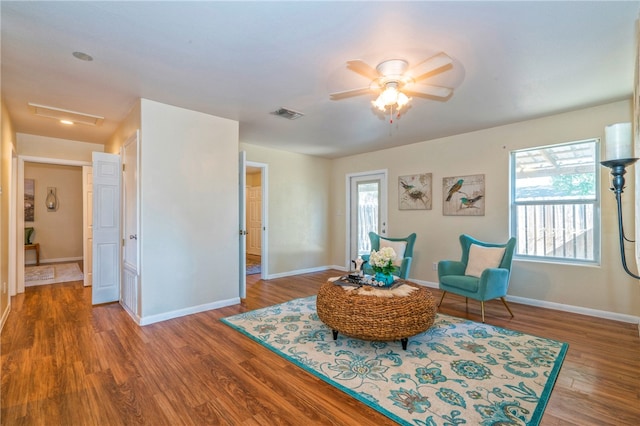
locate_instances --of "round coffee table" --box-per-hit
[316,280,436,350]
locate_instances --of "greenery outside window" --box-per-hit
[510,139,600,264]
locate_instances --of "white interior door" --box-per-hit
[82,166,93,287]
[246,161,268,278]
[347,171,388,266]
[239,151,247,299]
[92,152,121,305]
[247,186,262,256]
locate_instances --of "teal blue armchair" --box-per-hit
[361,232,417,279]
[438,234,516,322]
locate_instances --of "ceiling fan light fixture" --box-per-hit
[330,52,455,121]
[396,91,410,108]
[372,83,411,112]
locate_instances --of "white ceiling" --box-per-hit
[2,1,638,159]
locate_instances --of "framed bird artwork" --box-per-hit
[398,173,432,210]
[442,174,485,216]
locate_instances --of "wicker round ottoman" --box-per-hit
[316,280,437,350]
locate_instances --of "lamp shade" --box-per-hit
[371,84,412,113]
[604,122,633,161]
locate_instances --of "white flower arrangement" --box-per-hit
[369,246,397,275]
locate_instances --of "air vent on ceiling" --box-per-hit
[28,102,104,126]
[270,107,304,120]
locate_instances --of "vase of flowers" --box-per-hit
[369,246,397,286]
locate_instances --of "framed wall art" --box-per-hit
[443,174,485,216]
[24,178,35,222]
[398,173,432,210]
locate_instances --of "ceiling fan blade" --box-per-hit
[346,60,380,80]
[405,84,453,100]
[329,87,373,100]
[408,52,453,81]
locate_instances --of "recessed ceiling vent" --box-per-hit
[270,107,304,120]
[28,102,104,126]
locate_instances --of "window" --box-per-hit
[356,181,379,256]
[510,139,600,264]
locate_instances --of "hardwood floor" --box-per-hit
[2,270,639,425]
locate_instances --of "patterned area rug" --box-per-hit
[25,263,84,287]
[222,296,568,426]
[24,265,54,281]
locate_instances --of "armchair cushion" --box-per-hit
[440,275,479,293]
[379,239,407,267]
[465,244,506,278]
[363,232,417,279]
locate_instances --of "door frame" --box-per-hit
[345,169,388,269]
[82,166,92,287]
[8,150,17,296]
[8,149,17,296]
[15,156,91,294]
[121,132,140,272]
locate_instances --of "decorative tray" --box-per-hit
[333,273,400,289]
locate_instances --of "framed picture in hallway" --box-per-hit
[442,174,485,216]
[24,178,35,222]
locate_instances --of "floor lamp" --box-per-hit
[600,122,640,279]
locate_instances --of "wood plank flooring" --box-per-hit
[2,269,639,425]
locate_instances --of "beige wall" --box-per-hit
[17,133,103,161]
[1,99,17,327]
[331,99,639,317]
[139,99,239,319]
[241,143,332,274]
[106,99,141,154]
[24,163,83,263]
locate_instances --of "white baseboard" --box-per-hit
[128,267,640,331]
[410,278,640,325]
[26,256,83,266]
[266,265,347,280]
[120,300,142,325]
[505,294,640,325]
[137,297,241,326]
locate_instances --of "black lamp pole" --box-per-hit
[601,158,640,279]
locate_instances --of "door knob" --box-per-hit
[129,234,137,240]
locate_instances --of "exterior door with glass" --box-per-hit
[347,171,388,266]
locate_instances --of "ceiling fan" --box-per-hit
[330,52,455,117]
